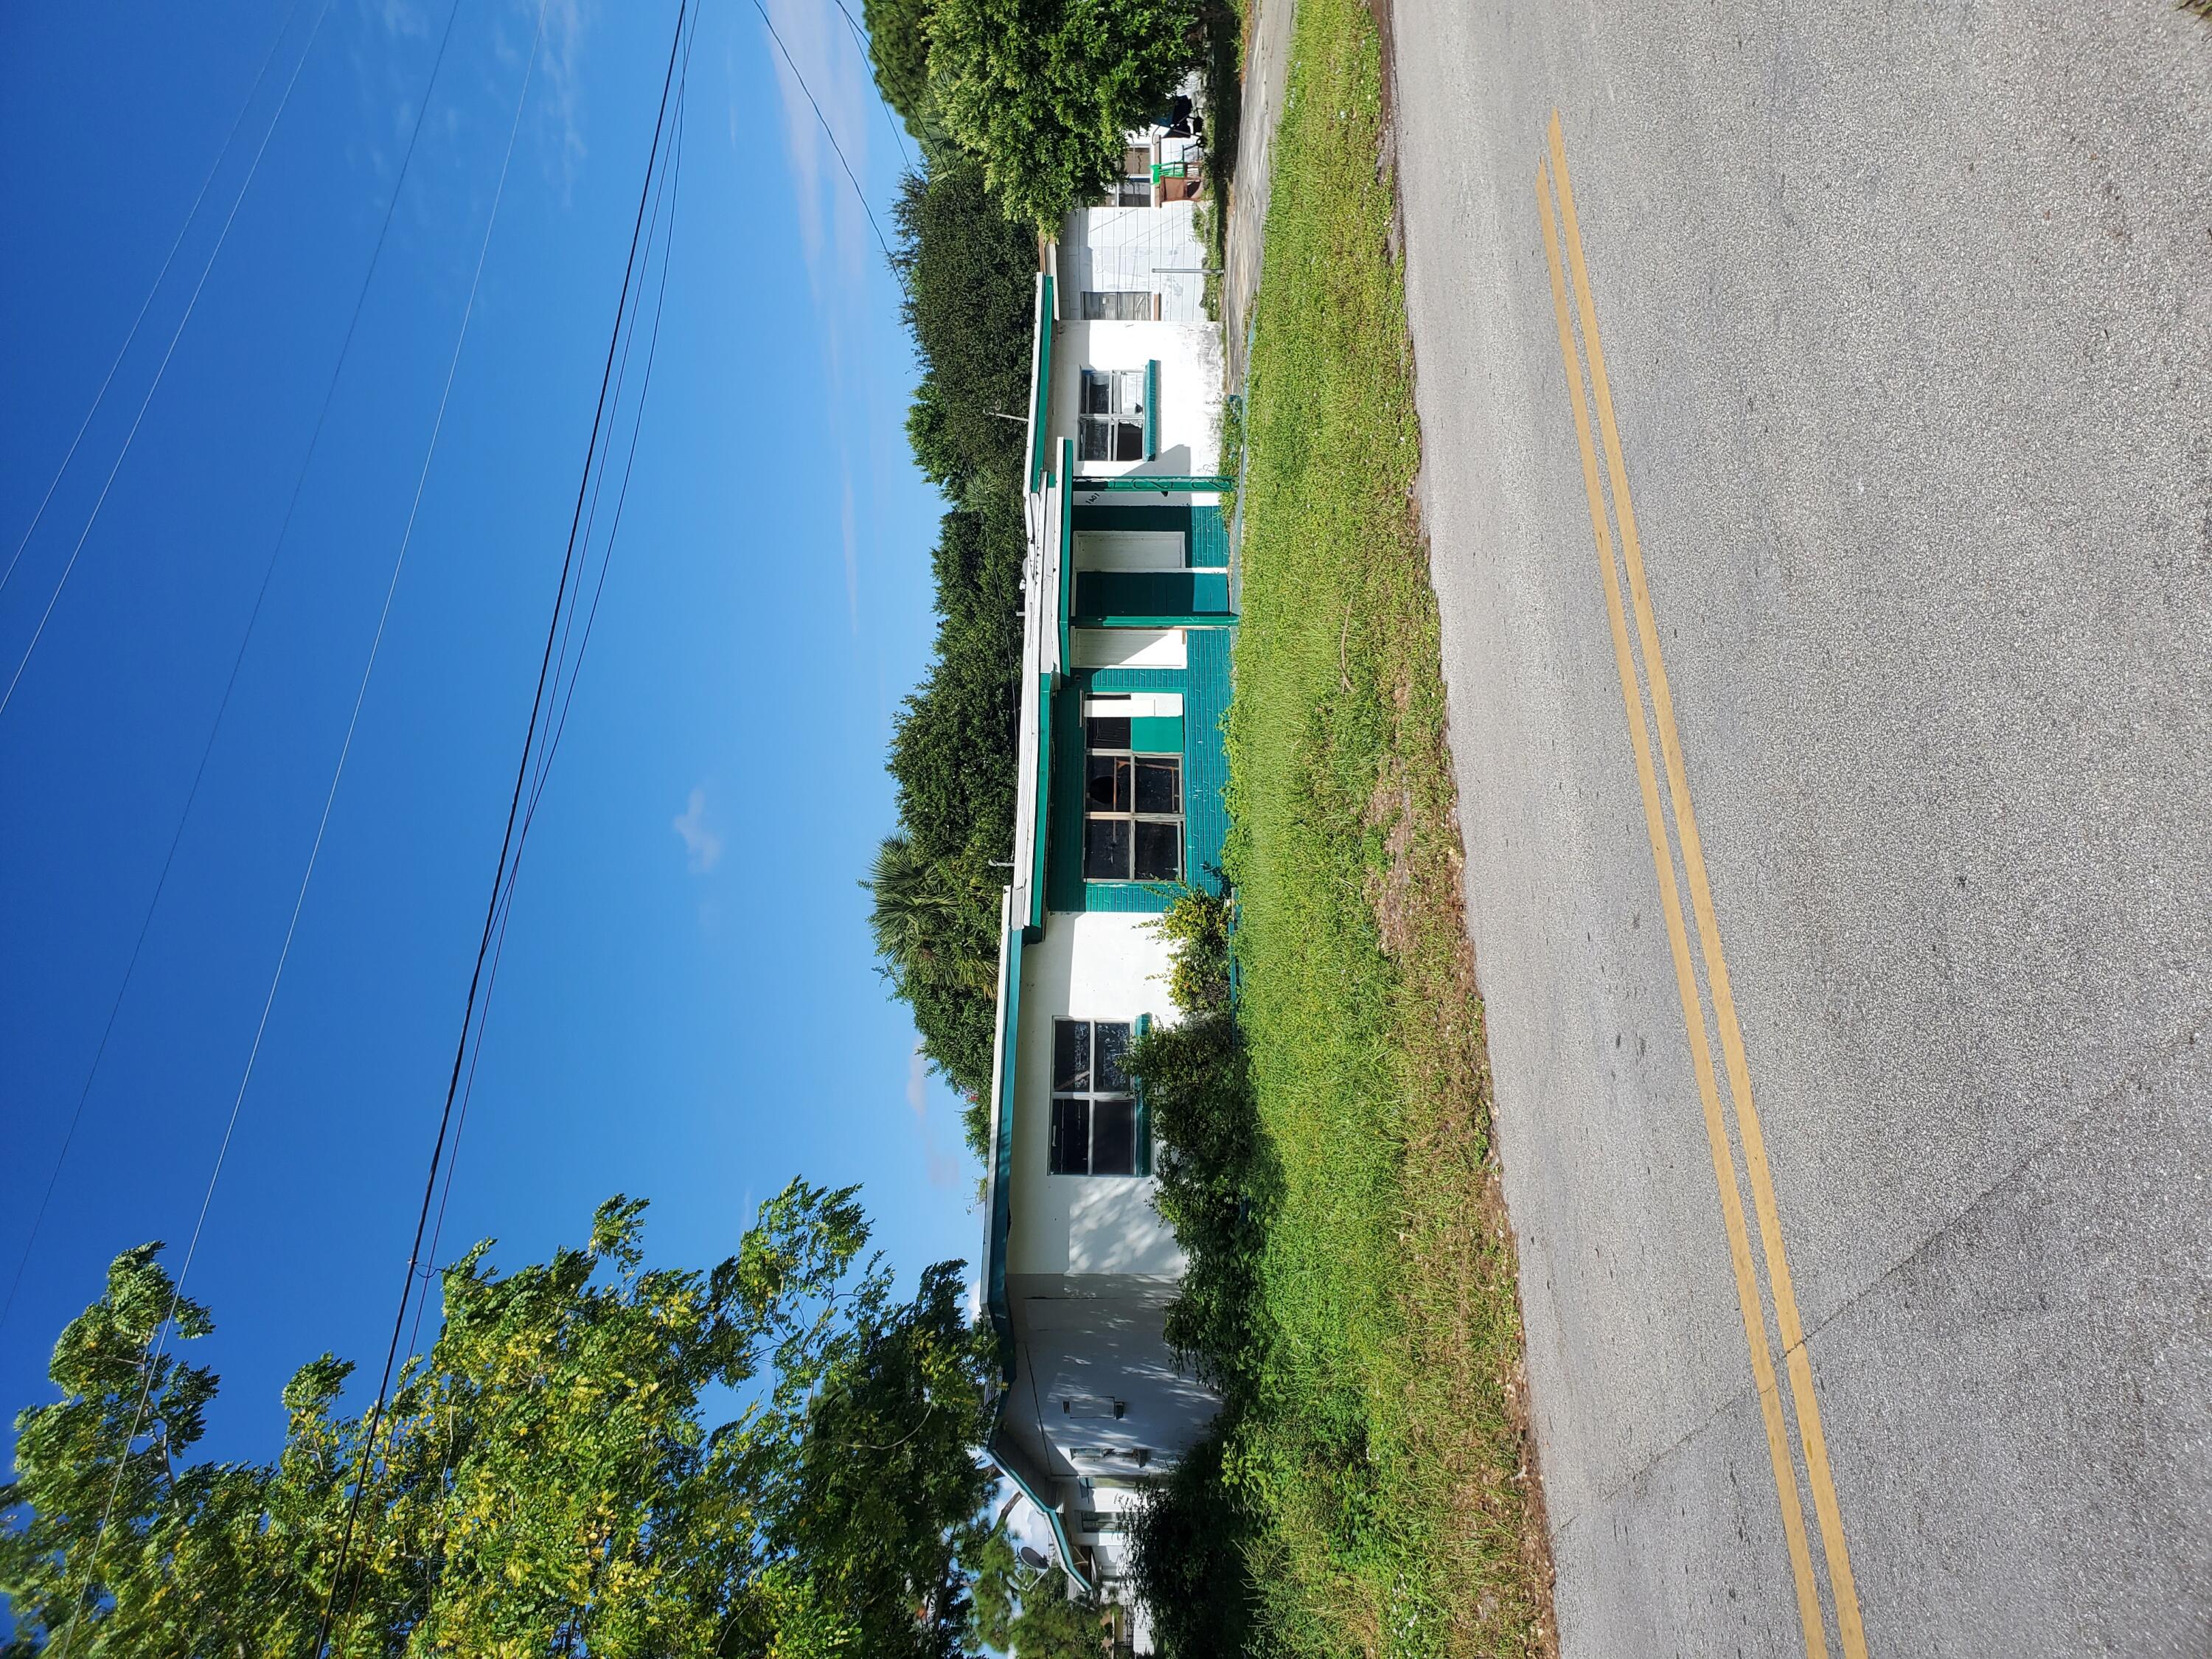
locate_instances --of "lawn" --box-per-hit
[1219,0,1556,1647]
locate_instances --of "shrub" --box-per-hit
[1152,884,1233,1017]
[1126,1425,1269,1658]
[1127,1012,1267,1401]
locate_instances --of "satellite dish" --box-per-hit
[1018,1545,1051,1571]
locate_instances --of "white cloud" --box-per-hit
[528,0,594,202]
[908,1043,961,1189]
[672,786,723,873]
[907,1046,930,1121]
[760,0,873,303]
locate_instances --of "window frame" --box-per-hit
[1081,714,1182,885]
[1081,290,1152,321]
[1079,369,1147,464]
[1048,1017,1143,1177]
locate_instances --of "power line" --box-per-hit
[406,45,693,1364]
[0,0,308,602]
[51,6,537,1653]
[311,1,695,1647]
[0,0,473,1347]
[751,0,903,286]
[0,0,341,722]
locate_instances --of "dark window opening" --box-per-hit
[1079,369,1146,462]
[1082,711,1181,883]
[1048,1019,1140,1175]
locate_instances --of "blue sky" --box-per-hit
[0,0,973,1472]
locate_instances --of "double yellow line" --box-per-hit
[1534,111,1868,1659]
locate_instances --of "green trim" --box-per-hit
[986,1412,1093,1593]
[1077,473,1235,493]
[1143,359,1160,459]
[1070,613,1240,630]
[985,925,1025,1365]
[1027,673,1051,933]
[1027,276,1055,492]
[1056,439,1075,672]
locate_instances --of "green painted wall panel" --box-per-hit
[1043,639,1233,913]
[1130,715,1183,752]
[1045,684,1087,913]
[1071,503,1192,537]
[1074,571,1237,619]
[1181,628,1233,895]
[1190,504,1231,570]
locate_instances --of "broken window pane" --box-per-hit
[1054,1020,1091,1093]
[1085,818,1132,880]
[1087,716,1131,750]
[1135,759,1180,815]
[1088,754,1130,813]
[1094,1023,1132,1092]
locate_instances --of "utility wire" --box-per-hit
[51,8,535,1655]
[751,0,903,285]
[0,0,307,602]
[405,49,692,1363]
[0,0,472,1347]
[311,3,693,1648]
[827,0,917,174]
[0,0,341,722]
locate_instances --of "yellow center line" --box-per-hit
[1536,154,1830,1659]
[1545,110,1868,1659]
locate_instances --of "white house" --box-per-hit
[978,192,1234,1621]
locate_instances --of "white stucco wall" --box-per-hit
[1006,911,1183,1279]
[1049,319,1224,481]
[1058,201,1210,323]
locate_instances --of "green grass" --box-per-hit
[1197,0,1242,321]
[1219,0,1555,1648]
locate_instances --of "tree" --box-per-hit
[892,163,1039,497]
[862,0,939,139]
[869,494,1031,1135]
[1,1189,1006,1658]
[968,1529,1116,1659]
[925,0,1203,229]
[767,1262,995,1658]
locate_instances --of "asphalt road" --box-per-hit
[1382,4,2212,1655]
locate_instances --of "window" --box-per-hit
[1050,1018,1139,1175]
[1082,714,1181,882]
[1079,369,1147,462]
[1082,290,1152,321]
[1117,147,1153,206]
